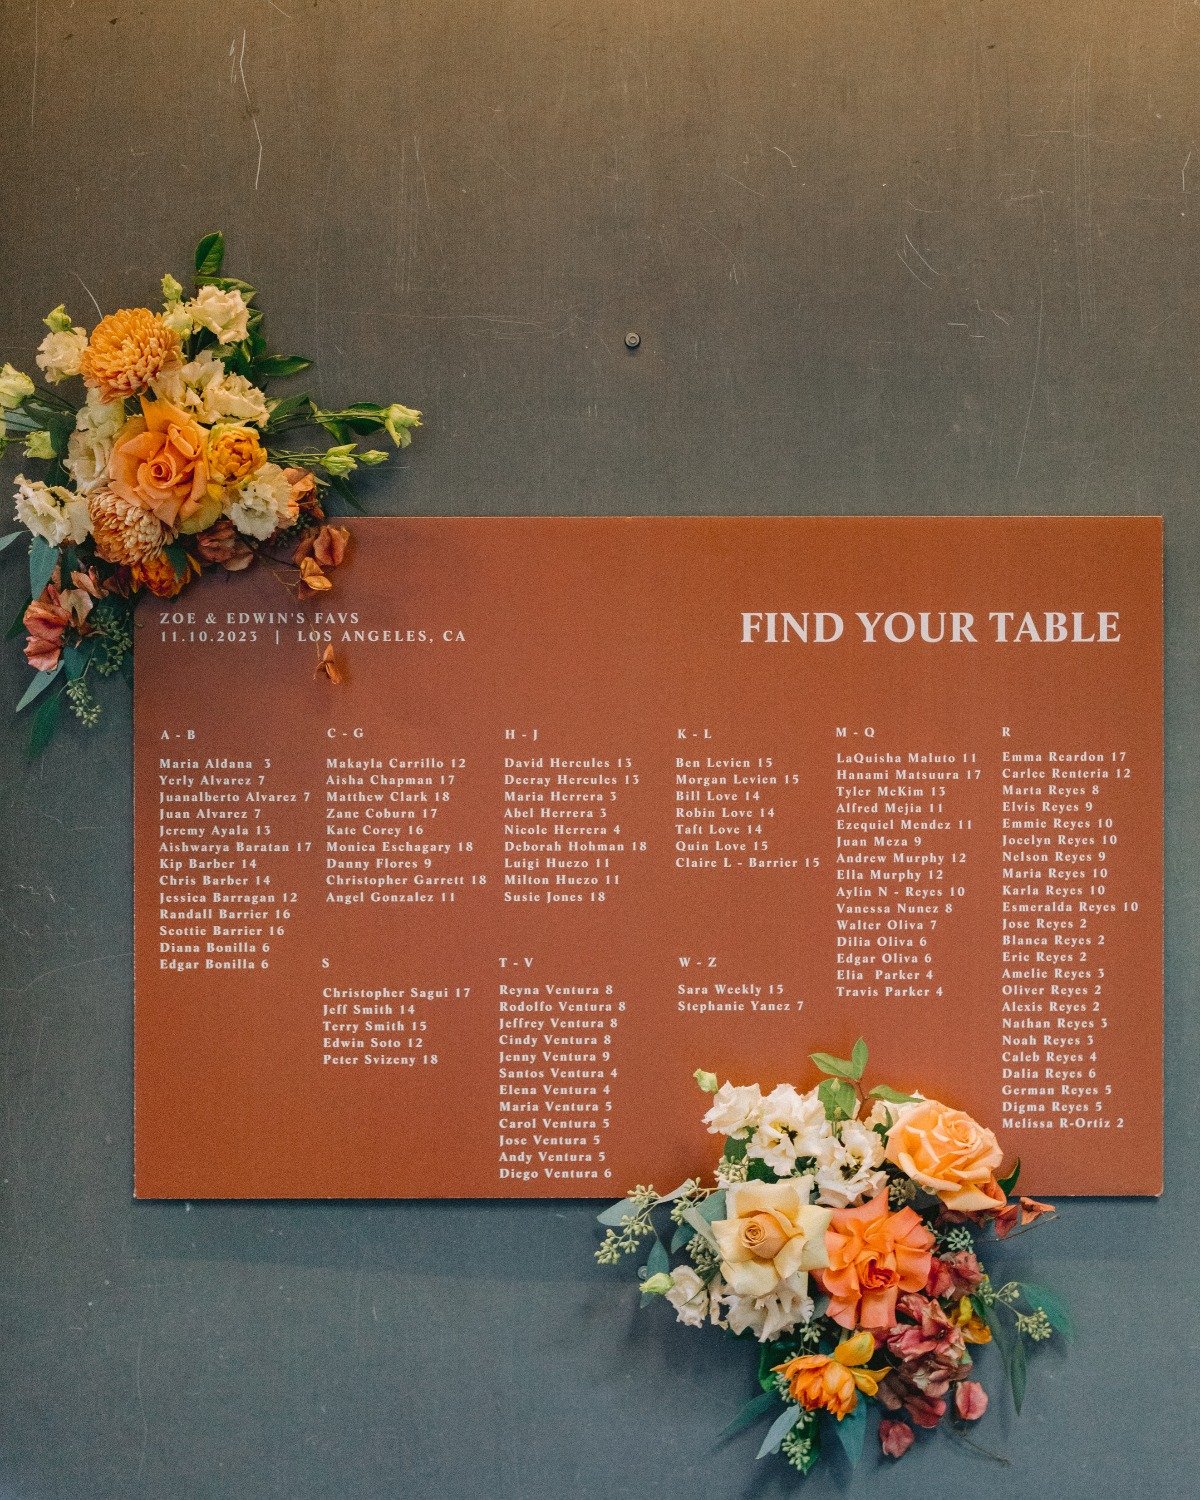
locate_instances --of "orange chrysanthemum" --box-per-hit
[80,307,181,403]
[88,487,170,566]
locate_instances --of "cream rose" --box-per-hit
[885,1098,1005,1213]
[226,462,298,540]
[14,474,90,547]
[187,285,251,345]
[711,1179,832,1298]
[36,326,88,383]
[65,391,125,494]
[702,1082,763,1139]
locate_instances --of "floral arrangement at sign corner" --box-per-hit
[596,1041,1069,1478]
[0,231,421,752]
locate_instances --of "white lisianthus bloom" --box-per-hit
[227,462,297,540]
[14,473,90,546]
[161,301,195,340]
[663,1266,710,1328]
[813,1119,888,1209]
[702,1082,763,1139]
[65,391,125,495]
[36,326,88,383]
[187,284,251,345]
[722,1279,815,1343]
[748,1085,836,1174]
[0,363,35,409]
[154,350,270,427]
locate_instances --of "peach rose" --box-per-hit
[711,1180,831,1298]
[816,1189,935,1330]
[885,1099,1005,1213]
[110,398,209,528]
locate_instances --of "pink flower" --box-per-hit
[879,1417,915,1458]
[877,1373,947,1429]
[926,1251,984,1300]
[954,1381,988,1421]
[22,582,94,672]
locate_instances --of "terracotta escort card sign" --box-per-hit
[133,516,1163,1198]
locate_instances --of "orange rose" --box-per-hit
[132,553,194,598]
[816,1189,935,1330]
[885,1099,1005,1213]
[110,398,209,528]
[208,424,266,484]
[775,1332,890,1421]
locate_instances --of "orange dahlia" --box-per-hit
[79,308,181,403]
[88,487,170,565]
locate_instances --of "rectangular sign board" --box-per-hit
[133,516,1163,1198]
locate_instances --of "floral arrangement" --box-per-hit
[596,1042,1068,1477]
[0,231,420,751]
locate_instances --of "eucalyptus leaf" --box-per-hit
[28,535,58,600]
[0,530,23,553]
[1009,1333,1028,1413]
[680,1204,719,1248]
[718,1390,776,1443]
[63,643,88,681]
[998,1157,1022,1195]
[646,1240,670,1277]
[29,691,60,755]
[655,1178,698,1205]
[16,664,62,713]
[596,1196,639,1227]
[830,1399,866,1465]
[670,1220,695,1253]
[696,1190,727,1223]
[5,598,32,640]
[755,1403,800,1460]
[1020,1282,1074,1338]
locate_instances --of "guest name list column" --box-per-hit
[133,517,1163,1199]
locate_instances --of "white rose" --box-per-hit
[702,1082,763,1139]
[227,462,297,540]
[187,285,251,345]
[35,326,88,383]
[663,1266,709,1328]
[14,474,90,546]
[154,350,270,427]
[722,1279,815,1342]
[65,391,125,495]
